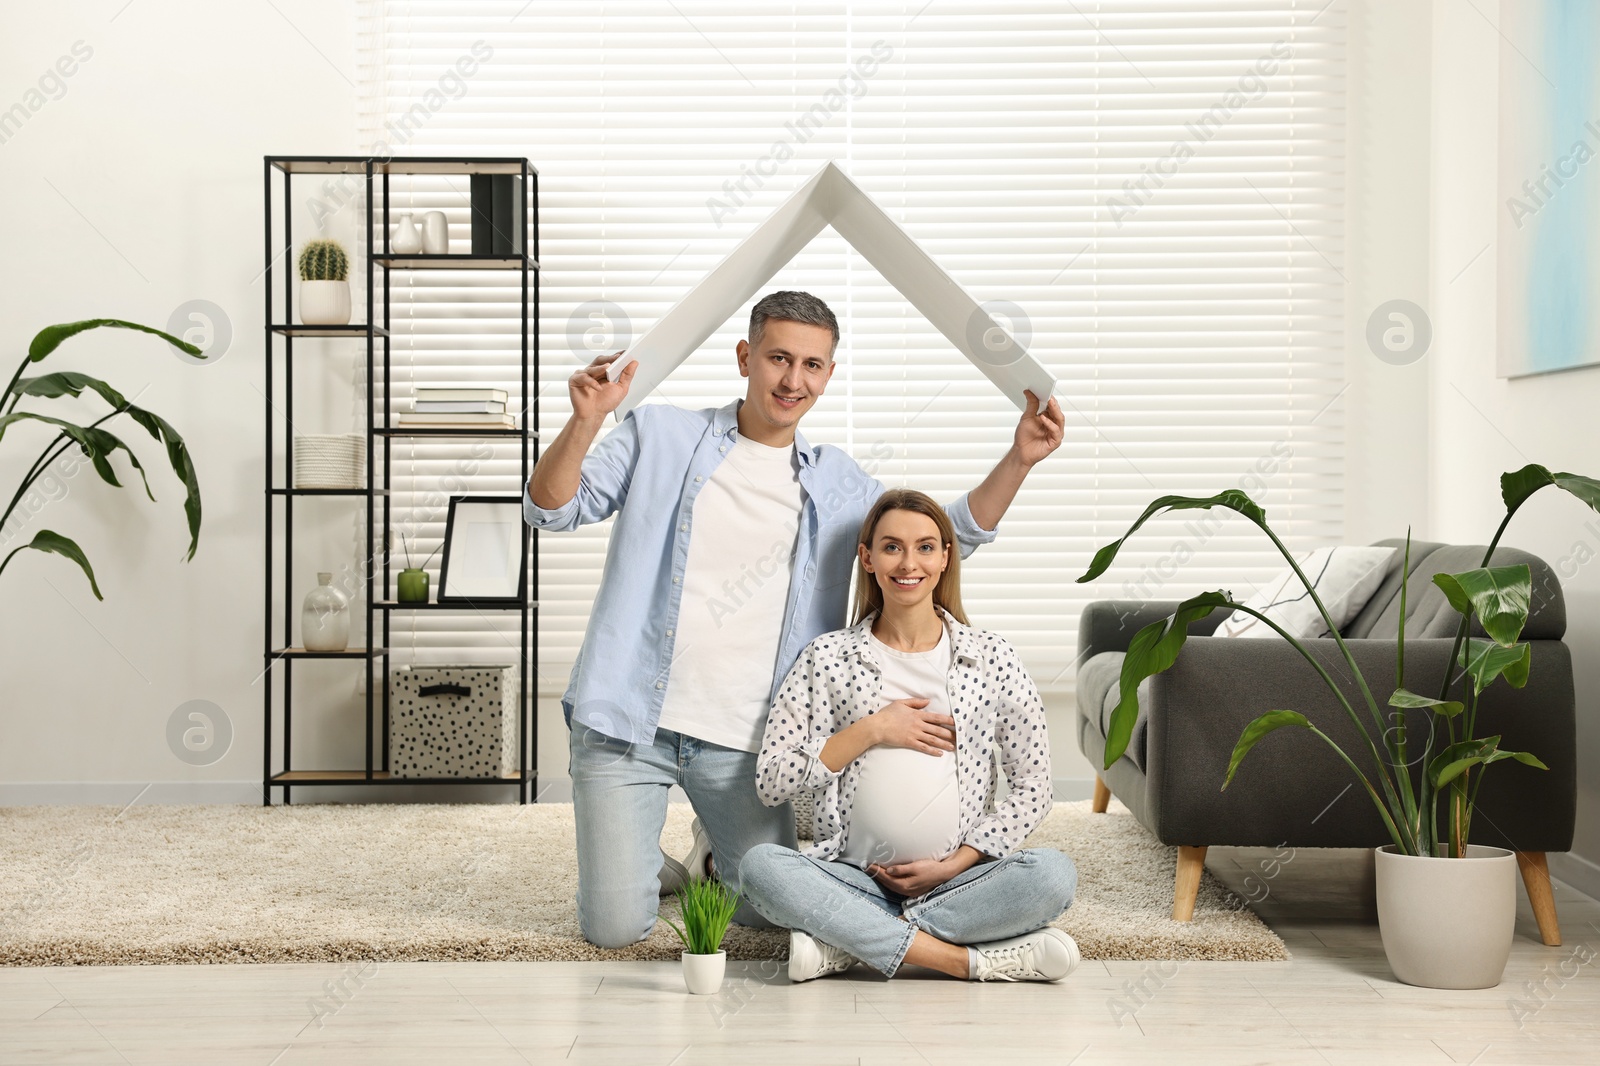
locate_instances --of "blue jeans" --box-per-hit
[738,843,1077,976]
[568,722,797,948]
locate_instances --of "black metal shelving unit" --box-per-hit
[262,155,540,805]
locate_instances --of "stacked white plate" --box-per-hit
[293,434,366,489]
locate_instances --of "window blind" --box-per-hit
[354,0,1348,694]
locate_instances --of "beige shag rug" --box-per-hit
[0,799,1285,966]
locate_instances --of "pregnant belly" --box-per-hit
[841,746,960,867]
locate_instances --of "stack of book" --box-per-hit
[398,387,516,430]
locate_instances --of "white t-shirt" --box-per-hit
[839,623,962,869]
[656,434,804,753]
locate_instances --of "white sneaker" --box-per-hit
[787,929,859,982]
[657,817,714,897]
[681,817,714,881]
[657,849,690,897]
[969,927,1081,982]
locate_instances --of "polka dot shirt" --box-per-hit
[755,608,1053,871]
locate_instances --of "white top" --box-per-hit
[839,623,961,868]
[657,433,804,753]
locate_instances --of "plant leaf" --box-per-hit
[1077,491,1266,583]
[0,401,201,560]
[0,411,154,499]
[122,405,201,560]
[1501,464,1600,517]
[1388,687,1465,718]
[1428,741,1547,789]
[1459,638,1531,695]
[1487,749,1549,771]
[1224,710,1312,788]
[1397,530,1411,691]
[27,319,200,363]
[1103,590,1234,769]
[1432,565,1531,646]
[1429,737,1502,788]
[0,529,102,599]
[13,371,129,409]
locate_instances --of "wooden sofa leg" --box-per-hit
[1516,850,1562,946]
[1092,774,1111,814]
[1173,845,1207,922]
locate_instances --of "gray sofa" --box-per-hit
[1075,538,1575,945]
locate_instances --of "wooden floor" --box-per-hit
[2,847,1598,1065]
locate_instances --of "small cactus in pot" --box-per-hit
[298,239,350,282]
[297,239,352,325]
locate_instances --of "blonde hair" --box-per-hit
[849,489,969,626]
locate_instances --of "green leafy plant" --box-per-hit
[298,239,349,282]
[1077,465,1600,858]
[660,876,740,955]
[0,319,204,598]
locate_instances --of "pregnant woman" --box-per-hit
[740,489,1079,983]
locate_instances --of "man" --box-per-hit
[525,290,1063,948]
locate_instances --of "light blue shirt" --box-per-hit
[524,399,998,745]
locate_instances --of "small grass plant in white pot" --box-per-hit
[661,876,740,995]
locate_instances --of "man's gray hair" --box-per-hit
[749,291,839,353]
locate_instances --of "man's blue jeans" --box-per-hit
[568,722,797,948]
[738,842,1078,976]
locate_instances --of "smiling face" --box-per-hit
[858,507,951,614]
[735,318,837,444]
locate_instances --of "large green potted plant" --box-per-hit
[661,876,740,995]
[1076,464,1598,989]
[0,319,203,597]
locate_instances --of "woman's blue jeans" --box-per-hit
[738,842,1078,976]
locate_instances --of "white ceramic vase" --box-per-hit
[299,280,351,325]
[421,211,449,254]
[1374,844,1516,989]
[392,212,423,254]
[681,950,726,995]
[301,572,351,652]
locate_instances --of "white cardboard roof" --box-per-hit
[609,161,1057,417]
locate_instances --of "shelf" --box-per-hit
[267,647,387,659]
[265,152,538,806]
[270,324,389,337]
[377,600,537,611]
[372,253,538,271]
[270,770,528,784]
[269,156,371,175]
[378,156,536,176]
[375,426,533,439]
[268,155,537,177]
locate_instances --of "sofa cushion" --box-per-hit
[1214,545,1396,638]
[1076,650,1152,771]
[1340,538,1444,638]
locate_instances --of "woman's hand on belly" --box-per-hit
[867,845,984,897]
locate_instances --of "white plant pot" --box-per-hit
[1375,844,1516,989]
[299,280,351,325]
[681,950,726,995]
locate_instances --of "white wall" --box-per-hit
[1343,0,1435,547]
[0,0,381,802]
[1429,0,1600,893]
